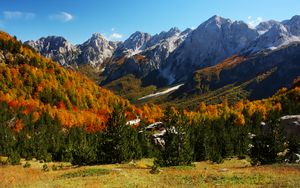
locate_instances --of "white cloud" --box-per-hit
[109,33,123,40]
[247,16,263,28]
[3,11,35,20]
[49,12,74,22]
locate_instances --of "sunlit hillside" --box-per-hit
[0,31,162,132]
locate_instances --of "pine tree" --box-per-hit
[99,103,131,164]
[249,113,285,165]
[191,119,207,161]
[137,120,155,158]
[0,123,16,156]
[0,102,16,156]
[204,119,223,163]
[154,108,193,167]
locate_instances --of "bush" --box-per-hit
[42,164,49,172]
[0,158,8,165]
[52,164,58,171]
[23,162,31,168]
[149,165,161,174]
[8,151,21,165]
[71,143,97,166]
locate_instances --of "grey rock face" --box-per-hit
[280,115,300,139]
[103,28,192,82]
[141,27,191,69]
[284,15,300,36]
[25,36,79,67]
[245,15,300,54]
[161,15,258,83]
[113,31,152,58]
[78,33,118,67]
[256,20,280,35]
[26,34,118,68]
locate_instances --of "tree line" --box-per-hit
[0,96,299,167]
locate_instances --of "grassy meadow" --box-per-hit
[1,157,299,188]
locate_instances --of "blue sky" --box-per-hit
[0,0,299,44]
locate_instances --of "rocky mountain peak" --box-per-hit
[123,31,152,50]
[112,31,152,58]
[256,20,280,35]
[286,15,300,24]
[91,33,106,39]
[202,15,232,29]
[25,36,79,67]
[283,15,300,36]
[181,28,193,35]
[166,27,181,35]
[81,33,109,49]
[28,36,73,51]
[245,16,300,54]
[78,33,117,67]
[161,16,258,83]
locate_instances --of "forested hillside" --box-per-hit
[0,31,162,132]
[0,31,299,167]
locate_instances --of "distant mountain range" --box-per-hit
[25,15,300,105]
[25,33,118,69]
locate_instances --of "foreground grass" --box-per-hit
[0,158,299,187]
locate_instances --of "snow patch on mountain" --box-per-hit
[138,84,184,100]
[245,18,300,53]
[113,31,152,58]
[256,20,280,35]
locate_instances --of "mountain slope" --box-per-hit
[0,31,162,131]
[102,28,191,84]
[23,15,300,107]
[171,42,300,106]
[113,31,152,58]
[160,15,258,83]
[245,17,300,54]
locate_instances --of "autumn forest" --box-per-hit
[0,30,299,170]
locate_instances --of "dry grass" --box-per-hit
[0,158,299,188]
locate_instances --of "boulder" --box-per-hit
[280,115,300,138]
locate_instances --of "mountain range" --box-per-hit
[25,15,300,107]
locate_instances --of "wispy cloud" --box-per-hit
[108,28,123,40]
[3,11,35,20]
[109,33,123,40]
[247,16,263,28]
[49,12,74,22]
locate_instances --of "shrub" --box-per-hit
[8,151,21,165]
[149,165,161,174]
[42,164,49,172]
[52,164,58,171]
[23,162,31,168]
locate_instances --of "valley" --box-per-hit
[0,1,300,187]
